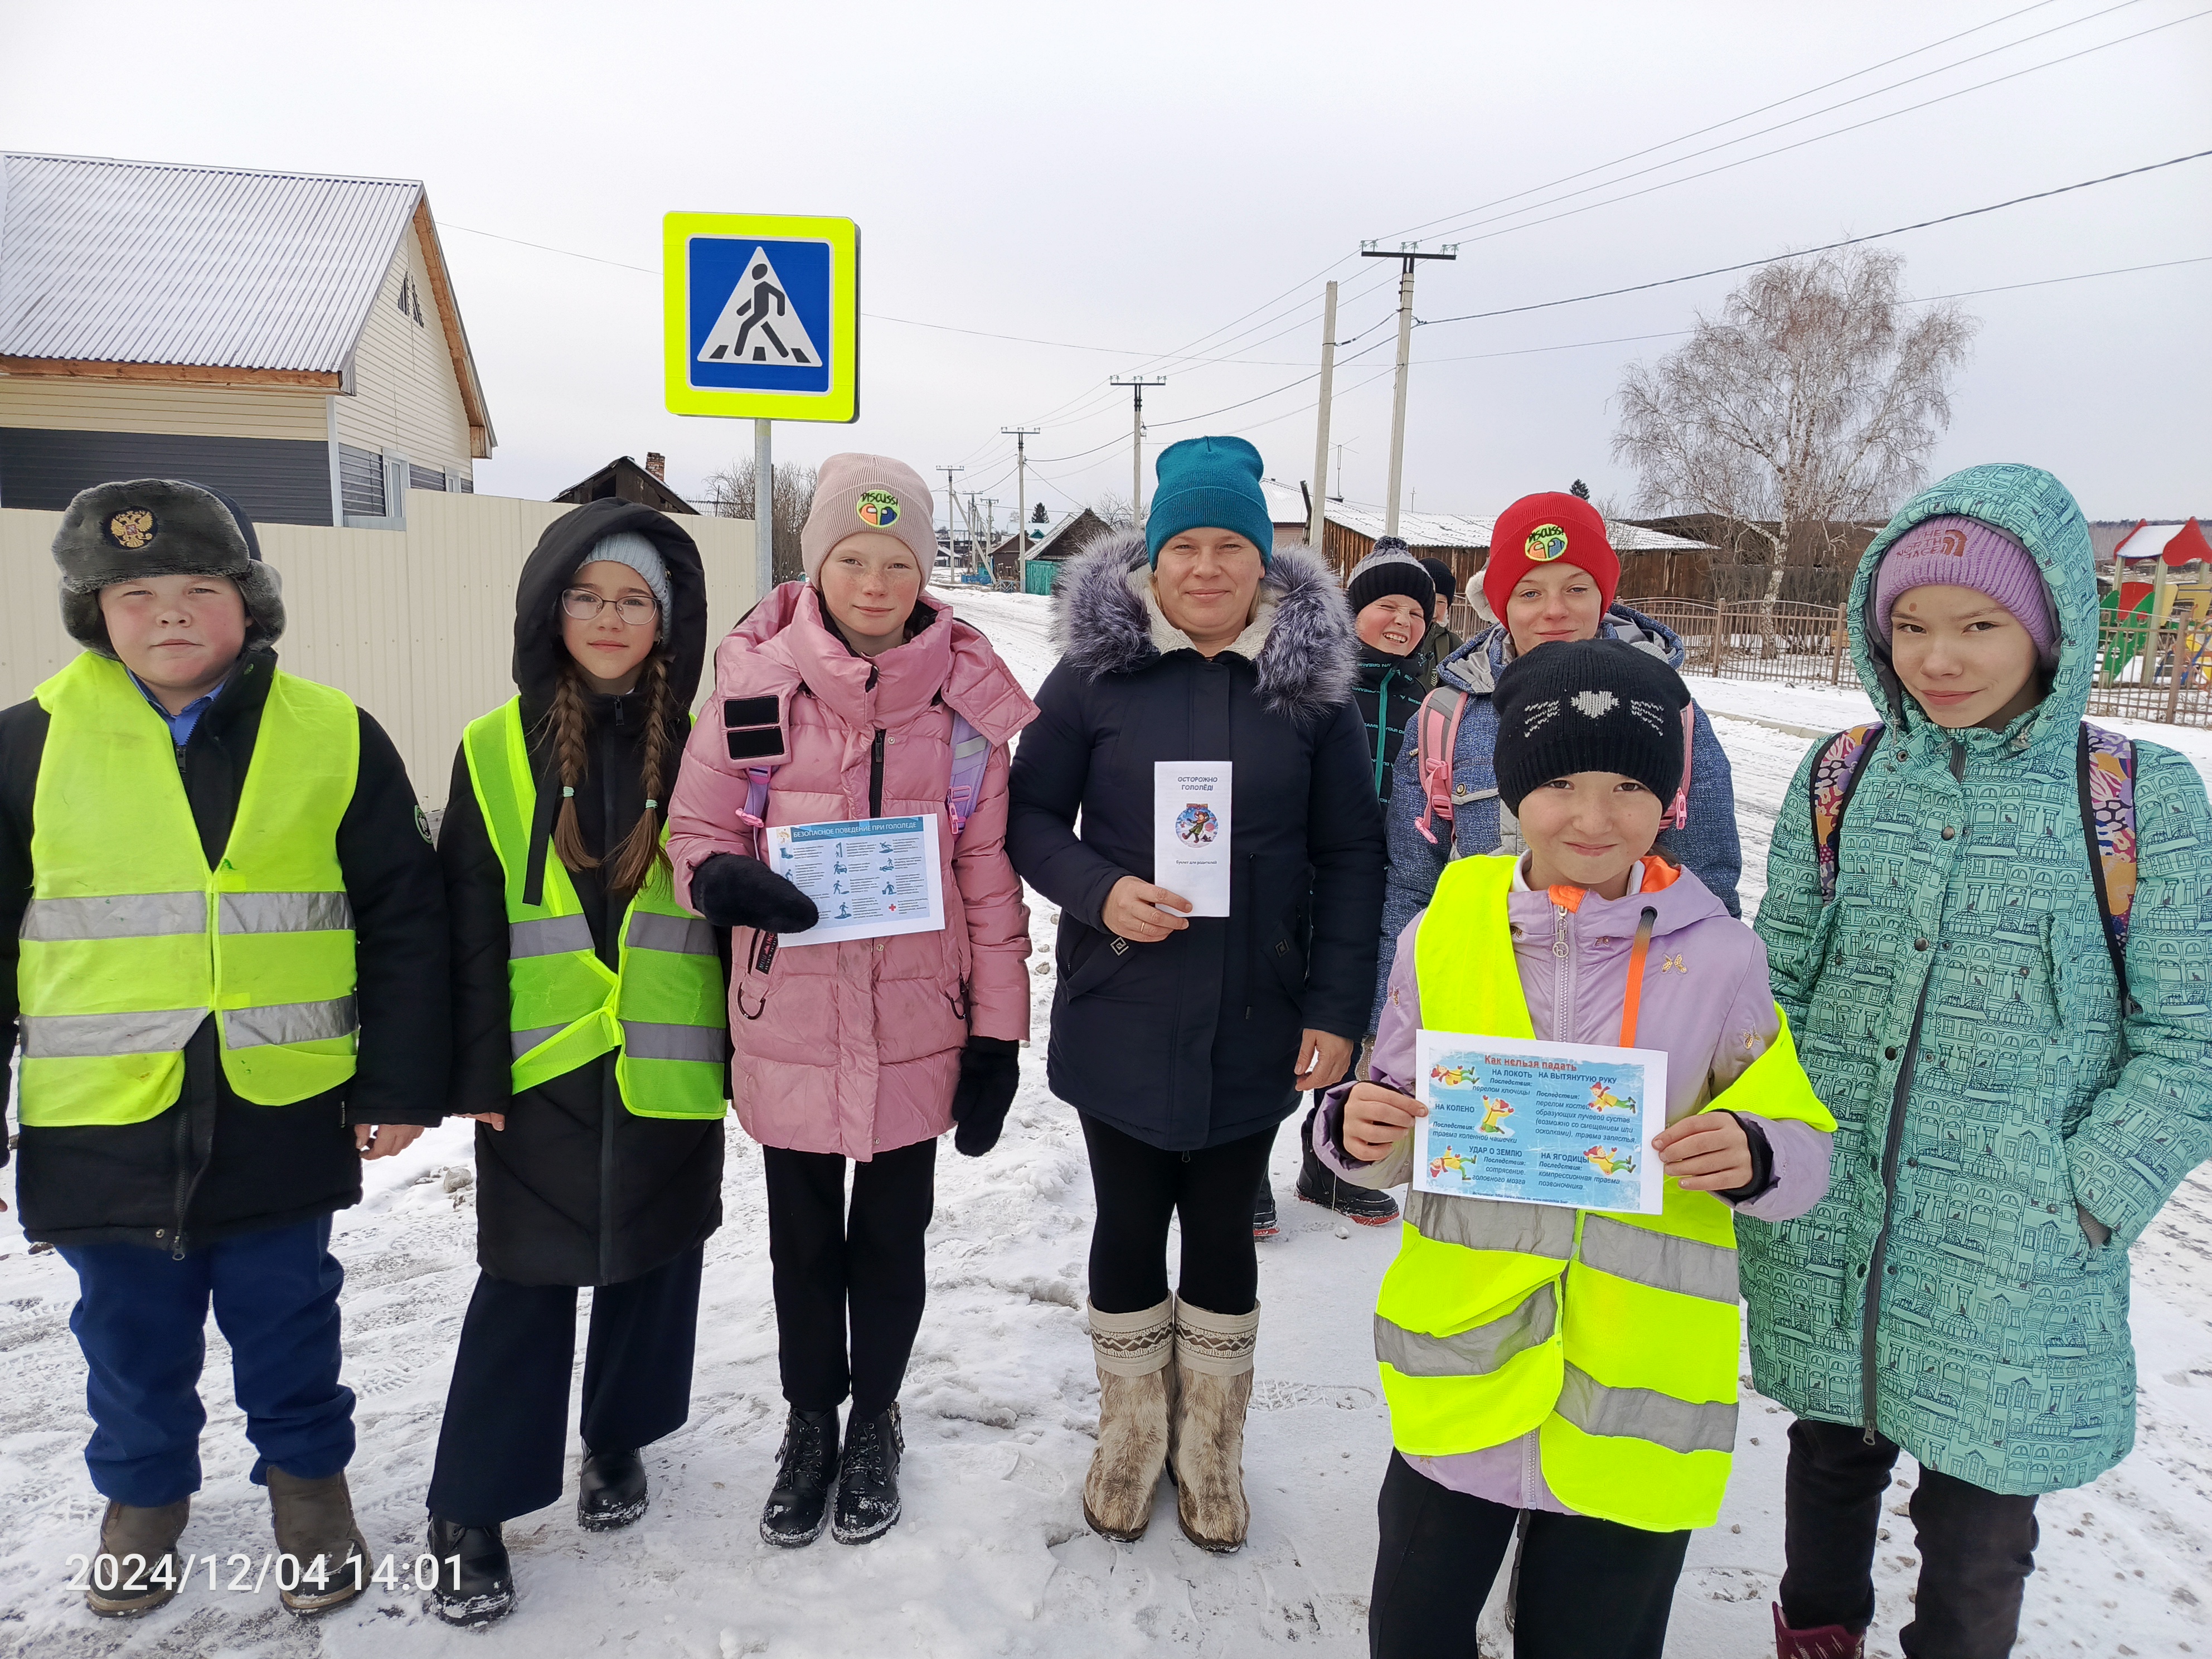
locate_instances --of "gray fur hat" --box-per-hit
[51,478,285,655]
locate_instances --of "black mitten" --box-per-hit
[949,1036,1021,1157]
[689,853,819,933]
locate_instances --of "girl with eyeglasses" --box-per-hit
[421,503,729,1625]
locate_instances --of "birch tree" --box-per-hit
[705,459,818,584]
[1612,249,1975,654]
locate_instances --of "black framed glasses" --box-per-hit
[562,589,658,625]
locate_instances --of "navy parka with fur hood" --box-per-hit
[1007,536,1384,1151]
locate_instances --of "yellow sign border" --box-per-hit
[663,212,859,422]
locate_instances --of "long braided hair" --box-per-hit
[546,648,676,895]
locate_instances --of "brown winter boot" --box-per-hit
[265,1466,370,1614]
[85,1498,190,1617]
[1772,1602,1866,1658]
[1167,1298,1259,1554]
[1081,1298,1175,1541]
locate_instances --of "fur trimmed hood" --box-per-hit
[1049,532,1356,724]
[51,478,285,654]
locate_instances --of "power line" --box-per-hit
[1415,6,2211,253]
[1413,147,2212,331]
[1372,0,2080,244]
[1389,0,2162,249]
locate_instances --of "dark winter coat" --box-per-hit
[1352,643,1428,805]
[0,645,450,1250]
[1006,535,1384,1151]
[440,498,727,1288]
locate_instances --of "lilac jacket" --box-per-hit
[1315,858,1831,1515]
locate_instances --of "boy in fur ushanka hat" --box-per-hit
[2,478,448,1619]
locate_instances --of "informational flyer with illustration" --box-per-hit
[763,814,944,946]
[1153,761,1232,916]
[1411,1030,1668,1215]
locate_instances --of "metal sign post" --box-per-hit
[664,211,861,603]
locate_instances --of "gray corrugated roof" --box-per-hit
[0,152,421,371]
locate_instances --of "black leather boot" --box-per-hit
[577,1449,648,1531]
[833,1404,904,1544]
[759,1408,840,1548]
[425,1516,515,1627]
[1295,1133,1399,1225]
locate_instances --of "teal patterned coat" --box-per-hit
[1738,463,2212,1496]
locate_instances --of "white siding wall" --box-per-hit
[332,225,474,483]
[0,494,758,806]
[0,377,327,441]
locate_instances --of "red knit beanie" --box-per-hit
[1483,492,1619,620]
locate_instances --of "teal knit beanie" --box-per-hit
[1146,435,1274,566]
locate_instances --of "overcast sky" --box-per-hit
[9,0,2209,528]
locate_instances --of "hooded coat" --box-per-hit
[440,498,725,1288]
[664,580,1036,1162]
[1738,463,2212,1497]
[1375,604,1742,1028]
[1006,536,1384,1151]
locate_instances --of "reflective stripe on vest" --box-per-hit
[17,654,360,1127]
[1378,853,1833,1533]
[462,697,727,1120]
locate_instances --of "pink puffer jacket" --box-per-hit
[667,584,1037,1160]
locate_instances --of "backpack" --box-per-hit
[1811,720,2139,1007]
[735,709,993,841]
[1411,684,1696,847]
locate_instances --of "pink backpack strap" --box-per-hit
[738,769,772,830]
[1663,704,1696,831]
[1413,686,1471,847]
[944,714,990,841]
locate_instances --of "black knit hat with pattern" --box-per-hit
[1346,537,1435,617]
[1492,638,1689,813]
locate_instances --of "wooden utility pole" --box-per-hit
[935,465,964,580]
[1360,242,1457,537]
[1307,280,1338,552]
[1110,376,1167,527]
[1002,426,1040,567]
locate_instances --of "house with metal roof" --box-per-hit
[0,151,494,527]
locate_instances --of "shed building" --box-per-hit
[0,151,493,527]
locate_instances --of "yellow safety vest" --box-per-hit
[1375,854,1833,1532]
[17,653,360,1127]
[461,698,726,1119]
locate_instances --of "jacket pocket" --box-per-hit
[1060,926,1137,1002]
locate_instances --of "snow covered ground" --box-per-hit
[0,590,2204,1658]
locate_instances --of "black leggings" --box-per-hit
[1369,1451,1690,1659]
[1079,1113,1275,1317]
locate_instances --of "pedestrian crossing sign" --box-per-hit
[663,212,860,421]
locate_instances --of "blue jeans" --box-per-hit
[59,1216,355,1507]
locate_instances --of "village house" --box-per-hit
[0,151,493,527]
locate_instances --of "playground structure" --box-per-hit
[2093,519,2212,724]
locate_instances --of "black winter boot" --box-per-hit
[759,1408,840,1548]
[1296,1134,1398,1225]
[425,1516,515,1627]
[1253,1184,1279,1240]
[578,1449,648,1531]
[832,1404,904,1544]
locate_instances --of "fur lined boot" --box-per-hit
[1081,1298,1175,1541]
[1168,1298,1259,1553]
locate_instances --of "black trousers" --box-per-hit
[426,1245,704,1527]
[1080,1113,1276,1317]
[762,1136,936,1417]
[1781,1418,2040,1659]
[1369,1451,1690,1659]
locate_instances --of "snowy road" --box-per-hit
[0,589,2203,1658]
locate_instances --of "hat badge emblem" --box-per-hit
[1525,523,1569,562]
[106,509,157,550]
[856,489,901,528]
